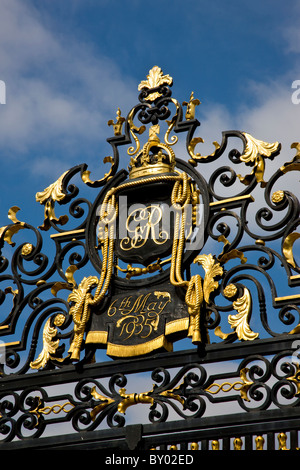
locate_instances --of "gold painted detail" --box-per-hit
[138,66,173,102]
[36,171,68,204]
[81,156,115,187]
[286,362,300,396]
[67,186,117,361]
[127,107,146,156]
[280,142,300,174]
[195,254,223,305]
[190,442,199,450]
[283,232,300,268]
[107,292,171,341]
[182,92,200,120]
[278,432,289,451]
[205,368,253,402]
[29,397,75,422]
[121,259,165,280]
[90,386,115,421]
[228,288,258,341]
[0,206,26,246]
[2,287,18,310]
[223,283,238,298]
[117,388,154,414]
[108,107,125,136]
[211,440,219,450]
[255,436,265,450]
[233,438,243,450]
[188,140,220,167]
[30,314,66,369]
[271,190,285,204]
[90,381,187,421]
[215,285,258,341]
[21,243,33,256]
[217,235,247,265]
[36,170,69,231]
[106,334,173,357]
[51,265,78,297]
[238,133,280,187]
[67,276,99,361]
[128,124,176,179]
[169,173,223,345]
[120,204,169,251]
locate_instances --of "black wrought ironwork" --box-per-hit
[0,66,299,450]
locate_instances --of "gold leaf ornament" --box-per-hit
[68,276,99,360]
[0,206,26,247]
[30,314,66,369]
[36,171,68,203]
[36,171,69,231]
[138,66,173,101]
[194,254,223,303]
[227,287,258,341]
[282,232,300,268]
[238,133,280,187]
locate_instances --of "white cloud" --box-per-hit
[0,0,136,175]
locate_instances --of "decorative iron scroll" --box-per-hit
[0,66,300,443]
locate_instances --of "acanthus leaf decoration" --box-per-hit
[237,132,281,187]
[194,254,223,304]
[215,284,259,342]
[67,276,99,361]
[30,314,66,369]
[35,170,70,231]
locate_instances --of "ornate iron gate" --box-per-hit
[0,67,300,451]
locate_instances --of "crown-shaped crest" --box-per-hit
[128,124,175,179]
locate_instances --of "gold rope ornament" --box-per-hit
[68,189,118,360]
[169,172,205,344]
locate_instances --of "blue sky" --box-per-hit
[0,5,298,241]
[0,0,300,227]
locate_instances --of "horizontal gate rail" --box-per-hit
[2,408,300,450]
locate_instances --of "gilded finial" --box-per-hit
[138,66,173,101]
[255,436,265,450]
[108,107,125,136]
[182,92,201,120]
[233,437,242,450]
